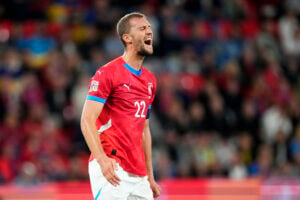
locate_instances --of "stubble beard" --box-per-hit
[137,45,153,57]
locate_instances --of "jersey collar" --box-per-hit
[123,63,142,76]
[119,57,142,76]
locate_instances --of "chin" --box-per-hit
[138,49,153,56]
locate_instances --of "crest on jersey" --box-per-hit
[89,80,99,92]
[148,82,153,97]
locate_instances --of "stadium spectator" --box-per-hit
[0,0,299,184]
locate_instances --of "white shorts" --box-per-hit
[89,159,153,200]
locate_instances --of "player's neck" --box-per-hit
[122,51,144,70]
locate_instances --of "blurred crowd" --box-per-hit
[0,0,300,185]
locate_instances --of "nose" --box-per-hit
[146,26,153,35]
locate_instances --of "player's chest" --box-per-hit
[111,74,154,103]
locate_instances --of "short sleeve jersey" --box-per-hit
[87,57,156,176]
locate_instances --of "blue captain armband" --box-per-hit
[86,95,106,104]
[146,105,152,119]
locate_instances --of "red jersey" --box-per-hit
[86,56,156,176]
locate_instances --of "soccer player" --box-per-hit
[80,12,162,199]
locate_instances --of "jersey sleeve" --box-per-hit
[146,76,157,119]
[150,77,157,105]
[86,67,113,104]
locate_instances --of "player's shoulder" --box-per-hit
[142,66,156,82]
[96,57,121,74]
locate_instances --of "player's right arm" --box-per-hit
[81,67,120,186]
[81,100,120,186]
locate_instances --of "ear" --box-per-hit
[122,33,132,44]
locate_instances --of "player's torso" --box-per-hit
[108,68,153,119]
[98,63,154,137]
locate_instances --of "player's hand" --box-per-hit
[97,156,120,186]
[148,177,162,198]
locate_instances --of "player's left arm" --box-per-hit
[143,119,162,198]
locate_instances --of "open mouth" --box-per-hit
[144,39,152,46]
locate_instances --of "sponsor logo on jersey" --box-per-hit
[123,84,130,91]
[89,80,99,92]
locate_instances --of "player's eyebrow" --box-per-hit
[138,25,151,30]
